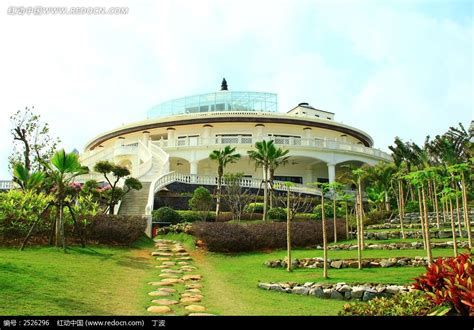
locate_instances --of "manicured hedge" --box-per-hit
[190,221,346,252]
[268,207,287,221]
[152,207,182,224]
[85,214,146,245]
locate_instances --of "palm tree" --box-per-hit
[209,146,241,217]
[45,149,89,251]
[268,147,290,207]
[248,140,289,221]
[12,163,44,191]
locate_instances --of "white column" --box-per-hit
[142,131,150,147]
[255,124,265,141]
[305,165,313,184]
[190,161,198,183]
[328,163,336,183]
[202,125,212,145]
[303,127,312,146]
[167,128,175,147]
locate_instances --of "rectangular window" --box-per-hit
[274,176,303,184]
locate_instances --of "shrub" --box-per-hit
[268,207,287,221]
[312,204,345,220]
[0,190,53,239]
[152,207,182,224]
[177,210,215,222]
[413,252,473,316]
[243,203,264,214]
[190,221,346,252]
[339,291,436,316]
[85,214,146,245]
[157,222,193,235]
[189,187,213,221]
[365,209,391,225]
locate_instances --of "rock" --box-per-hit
[303,282,314,287]
[362,289,378,301]
[385,285,400,295]
[182,274,203,281]
[323,288,333,299]
[161,269,183,274]
[438,231,452,238]
[338,285,352,293]
[396,259,407,266]
[181,294,204,299]
[330,290,344,300]
[344,291,352,300]
[148,291,172,297]
[157,265,172,269]
[159,274,179,278]
[292,286,309,295]
[369,262,381,268]
[158,288,176,293]
[148,281,165,286]
[151,299,179,305]
[351,287,365,300]
[156,257,172,261]
[258,283,272,290]
[349,245,358,250]
[181,296,202,304]
[155,252,174,257]
[309,287,324,298]
[348,261,359,268]
[185,305,206,312]
[162,262,176,266]
[185,284,203,289]
[380,260,396,268]
[160,278,183,284]
[330,260,344,269]
[176,257,193,261]
[178,262,189,265]
[188,313,214,316]
[147,306,172,314]
[186,288,202,294]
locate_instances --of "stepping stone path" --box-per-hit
[146,239,214,315]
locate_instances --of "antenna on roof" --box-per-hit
[221,78,228,91]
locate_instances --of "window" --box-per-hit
[216,134,252,144]
[317,178,329,184]
[274,176,303,184]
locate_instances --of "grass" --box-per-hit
[158,233,458,316]
[0,236,156,315]
[329,237,471,246]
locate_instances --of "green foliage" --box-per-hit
[312,204,345,220]
[413,252,473,316]
[190,221,346,252]
[339,291,436,316]
[152,207,182,224]
[0,190,52,237]
[365,209,391,225]
[157,222,193,235]
[188,187,213,214]
[177,210,215,223]
[84,214,146,245]
[267,207,287,221]
[13,163,45,191]
[243,203,264,213]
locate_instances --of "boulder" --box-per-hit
[351,287,365,300]
[362,289,378,301]
[147,306,172,314]
[185,305,206,312]
[309,287,324,298]
[330,260,344,269]
[292,286,309,295]
[330,290,344,300]
[151,299,179,305]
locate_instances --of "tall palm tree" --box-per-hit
[248,140,289,221]
[209,146,241,217]
[268,147,290,207]
[45,149,88,251]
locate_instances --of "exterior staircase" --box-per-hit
[118,182,151,216]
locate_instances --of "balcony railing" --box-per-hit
[153,136,392,161]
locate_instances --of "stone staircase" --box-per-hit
[118,182,151,216]
[140,162,164,182]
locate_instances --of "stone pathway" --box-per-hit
[146,239,214,316]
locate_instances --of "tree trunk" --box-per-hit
[418,188,427,250]
[286,187,292,272]
[455,188,463,239]
[356,193,362,270]
[421,185,432,265]
[67,205,86,248]
[333,197,337,243]
[460,172,472,249]
[345,202,349,240]
[433,181,440,229]
[20,203,51,251]
[59,202,66,252]
[399,181,406,239]
[321,193,328,278]
[262,166,268,221]
[49,209,57,246]
[441,197,447,224]
[358,178,364,251]
[215,173,222,217]
[449,198,458,257]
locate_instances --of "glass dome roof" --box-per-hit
[147,91,277,118]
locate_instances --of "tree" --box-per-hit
[318,182,331,278]
[43,149,89,251]
[12,163,44,192]
[223,173,252,222]
[189,187,213,221]
[93,161,142,214]
[9,106,60,173]
[327,181,345,243]
[268,146,290,207]
[248,140,290,221]
[209,146,241,217]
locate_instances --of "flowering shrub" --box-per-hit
[339,291,436,316]
[413,252,473,316]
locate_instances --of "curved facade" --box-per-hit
[79,86,392,221]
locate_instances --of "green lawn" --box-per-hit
[159,233,456,316]
[329,237,470,246]
[0,237,156,315]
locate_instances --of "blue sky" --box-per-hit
[0,0,472,178]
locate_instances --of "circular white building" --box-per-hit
[79,80,391,225]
